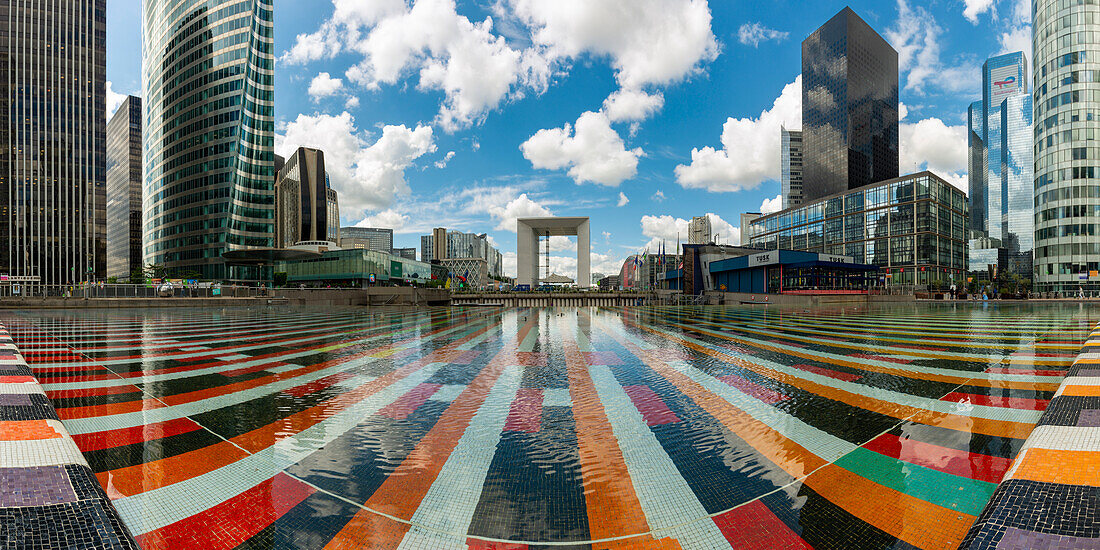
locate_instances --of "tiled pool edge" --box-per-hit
[960,323,1100,549]
[0,322,139,549]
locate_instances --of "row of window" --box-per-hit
[1035,166,1100,189]
[1037,203,1100,223]
[1036,126,1099,155]
[1036,183,1100,205]
[1037,223,1100,239]
[1036,241,1100,259]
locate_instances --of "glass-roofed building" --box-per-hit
[747,171,968,286]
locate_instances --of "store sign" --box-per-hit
[747,252,777,267]
[819,254,854,264]
[2,276,39,283]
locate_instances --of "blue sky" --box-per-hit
[108,0,1030,278]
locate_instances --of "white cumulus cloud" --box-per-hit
[900,117,968,191]
[488,193,553,231]
[674,76,801,192]
[602,88,664,122]
[355,209,410,231]
[520,111,643,186]
[617,192,629,207]
[640,212,740,250]
[276,112,435,216]
[105,81,128,121]
[886,0,979,93]
[962,0,995,23]
[760,194,783,215]
[737,22,788,47]
[308,72,344,100]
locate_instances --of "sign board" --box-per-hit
[818,254,854,264]
[747,252,777,267]
[990,64,1020,98]
[3,276,39,282]
[390,261,403,279]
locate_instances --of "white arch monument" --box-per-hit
[517,217,590,288]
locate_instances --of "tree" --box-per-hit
[273,272,288,287]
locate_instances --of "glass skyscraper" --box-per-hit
[801,7,899,202]
[107,96,144,280]
[1033,0,1100,292]
[0,1,107,285]
[142,0,275,281]
[781,128,804,209]
[967,52,1033,274]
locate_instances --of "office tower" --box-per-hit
[1033,0,1099,292]
[781,128,804,208]
[421,229,504,277]
[0,1,106,284]
[802,7,899,202]
[968,52,1033,275]
[142,0,275,281]
[340,227,394,252]
[275,148,339,247]
[748,172,968,285]
[107,97,143,280]
[688,216,712,245]
[393,247,417,260]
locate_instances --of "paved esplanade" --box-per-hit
[517,216,590,288]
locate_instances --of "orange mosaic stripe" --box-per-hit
[323,316,539,549]
[561,320,658,549]
[0,419,63,441]
[804,464,976,550]
[1008,448,1100,487]
[627,319,1036,440]
[654,317,1061,391]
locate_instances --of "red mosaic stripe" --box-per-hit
[717,374,788,404]
[503,388,543,433]
[789,363,862,382]
[713,500,811,549]
[862,433,1012,484]
[623,385,680,426]
[71,418,205,452]
[135,472,315,550]
[379,383,443,421]
[941,391,1049,411]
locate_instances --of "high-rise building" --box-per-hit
[0,1,107,284]
[340,227,394,252]
[276,148,339,248]
[740,213,762,244]
[107,97,144,280]
[802,7,899,202]
[142,0,275,281]
[393,247,417,260]
[688,216,713,245]
[781,128,804,208]
[421,229,503,277]
[968,52,1033,276]
[1033,0,1099,292]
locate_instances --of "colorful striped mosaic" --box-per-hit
[962,322,1100,549]
[0,321,138,549]
[1,304,1096,549]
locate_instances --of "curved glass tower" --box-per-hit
[142,0,275,281]
[1033,0,1100,292]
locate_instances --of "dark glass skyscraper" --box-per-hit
[143,0,275,281]
[802,7,899,202]
[0,0,107,284]
[107,96,143,280]
[275,148,339,247]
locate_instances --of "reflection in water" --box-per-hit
[0,303,1093,549]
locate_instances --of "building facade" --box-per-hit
[275,148,338,248]
[393,247,417,260]
[801,7,899,202]
[1033,0,1100,291]
[0,1,107,284]
[142,0,276,281]
[781,128,804,208]
[440,258,489,289]
[421,229,503,277]
[748,172,968,286]
[968,53,1034,275]
[279,248,441,287]
[688,216,712,245]
[340,227,393,252]
[107,96,144,280]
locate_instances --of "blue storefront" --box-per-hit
[708,250,878,294]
